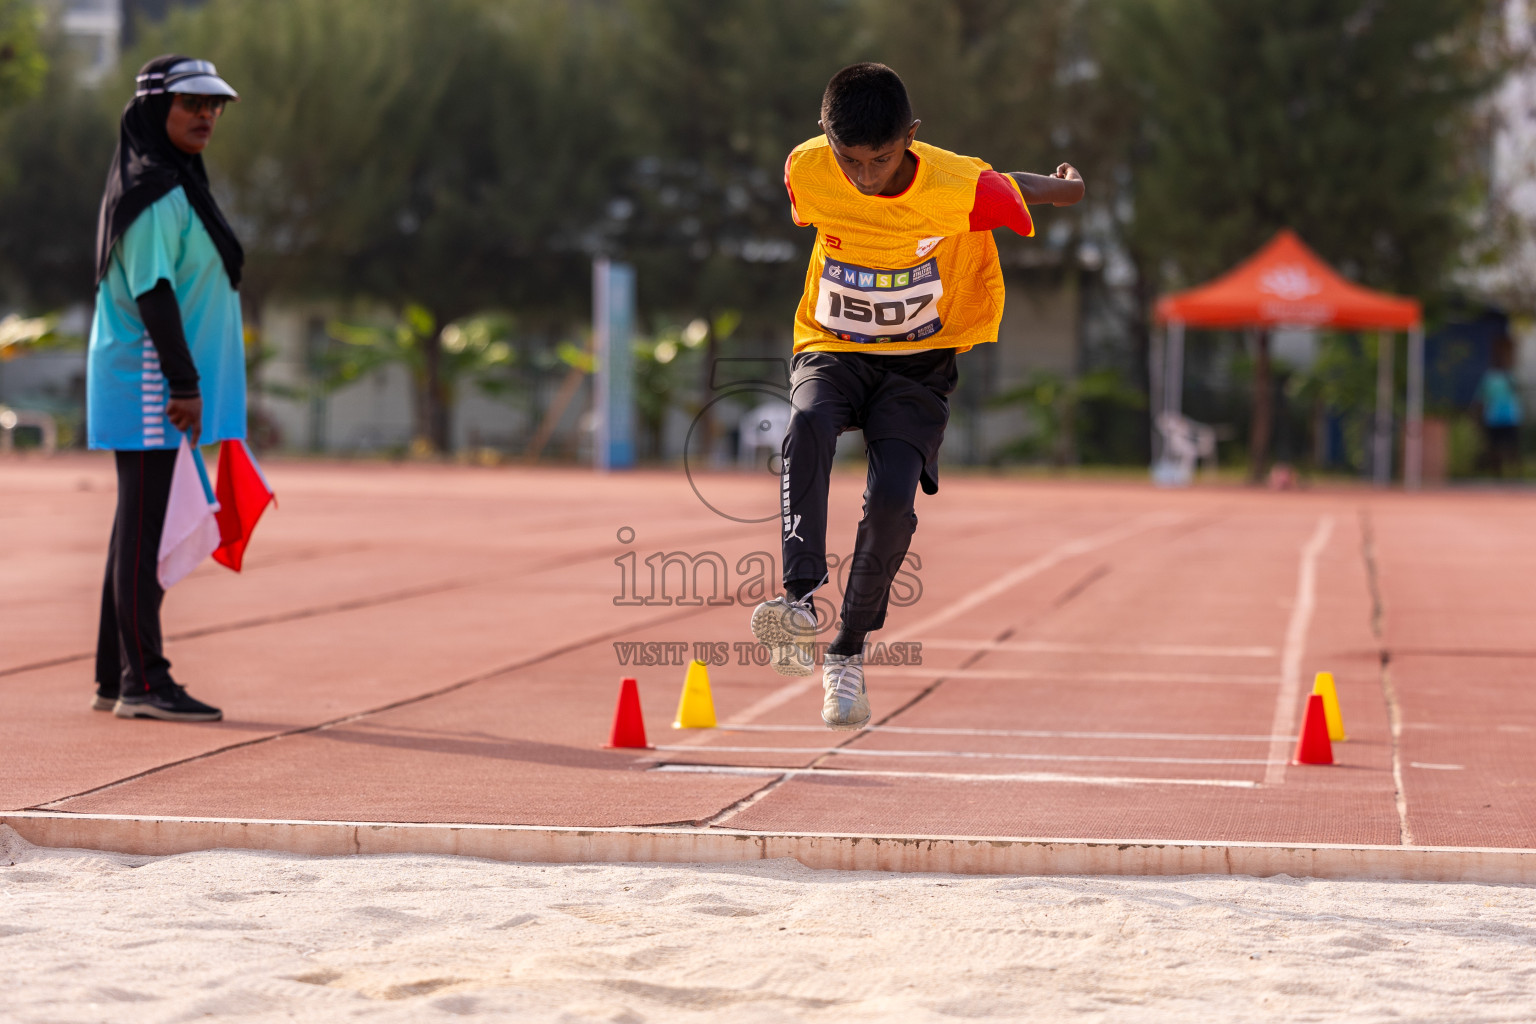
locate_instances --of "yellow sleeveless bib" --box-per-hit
[785,137,1025,354]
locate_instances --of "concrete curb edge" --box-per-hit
[5,812,1534,882]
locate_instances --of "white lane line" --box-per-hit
[1263,515,1335,786]
[878,666,1278,685]
[1409,762,1465,771]
[653,764,1258,789]
[672,513,1184,754]
[890,512,1183,641]
[914,639,1278,659]
[716,676,818,724]
[1382,662,1413,846]
[703,724,1294,742]
[654,744,1276,767]
[652,676,821,757]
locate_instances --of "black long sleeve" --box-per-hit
[135,279,200,399]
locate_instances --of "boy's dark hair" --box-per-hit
[820,63,913,150]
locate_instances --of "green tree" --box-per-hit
[136,0,621,450]
[858,1,1087,185]
[1286,332,1379,472]
[0,35,113,310]
[324,305,514,453]
[989,368,1145,466]
[1105,0,1502,477]
[0,0,45,113]
[611,0,850,326]
[1113,0,1498,293]
[632,317,709,460]
[860,2,1144,461]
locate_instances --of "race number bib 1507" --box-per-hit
[814,256,944,345]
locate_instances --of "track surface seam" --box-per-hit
[706,551,1095,827]
[0,528,747,680]
[700,513,1231,822]
[707,517,1165,826]
[29,604,713,811]
[1360,506,1412,846]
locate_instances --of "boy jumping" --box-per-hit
[751,63,1084,730]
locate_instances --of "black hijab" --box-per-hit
[94,54,244,288]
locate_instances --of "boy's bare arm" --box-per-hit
[1009,164,1085,207]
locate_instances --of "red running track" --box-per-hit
[2,454,1533,849]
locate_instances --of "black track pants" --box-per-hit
[95,449,178,697]
[781,350,954,633]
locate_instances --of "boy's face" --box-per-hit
[825,121,919,196]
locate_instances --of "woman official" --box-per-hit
[89,55,245,722]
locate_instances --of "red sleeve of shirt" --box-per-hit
[968,169,1034,236]
[785,152,810,227]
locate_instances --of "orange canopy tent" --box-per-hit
[1151,230,1426,486]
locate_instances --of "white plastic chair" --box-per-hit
[1152,411,1216,486]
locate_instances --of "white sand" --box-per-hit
[3,826,1535,1023]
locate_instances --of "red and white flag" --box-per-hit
[157,438,220,588]
[212,439,275,572]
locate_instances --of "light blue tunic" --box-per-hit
[1478,369,1523,428]
[87,186,245,450]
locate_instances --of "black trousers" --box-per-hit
[95,449,178,697]
[781,349,957,633]
[1484,424,1521,477]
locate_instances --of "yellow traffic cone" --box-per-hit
[1312,671,1346,742]
[673,660,717,729]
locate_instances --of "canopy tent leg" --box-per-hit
[1164,320,1186,419]
[1247,328,1272,484]
[1149,324,1165,464]
[1405,325,1425,490]
[1373,331,1395,487]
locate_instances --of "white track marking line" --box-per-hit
[913,639,1277,659]
[719,675,818,724]
[877,666,1279,685]
[684,513,1187,751]
[1383,662,1413,845]
[890,511,1183,641]
[701,724,1294,742]
[651,676,821,756]
[1263,514,1335,786]
[654,744,1276,766]
[653,764,1258,789]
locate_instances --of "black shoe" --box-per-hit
[114,684,222,722]
[91,688,118,712]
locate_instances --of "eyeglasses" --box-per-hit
[174,95,227,117]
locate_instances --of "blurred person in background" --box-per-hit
[87,55,245,722]
[1474,334,1523,479]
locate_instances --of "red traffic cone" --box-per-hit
[1292,693,1334,765]
[605,677,652,749]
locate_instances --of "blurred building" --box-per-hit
[53,0,120,83]
[50,0,204,82]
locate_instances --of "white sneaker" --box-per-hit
[822,653,870,731]
[750,595,818,676]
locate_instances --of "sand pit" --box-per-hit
[4,827,1535,1022]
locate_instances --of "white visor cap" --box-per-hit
[137,59,239,100]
